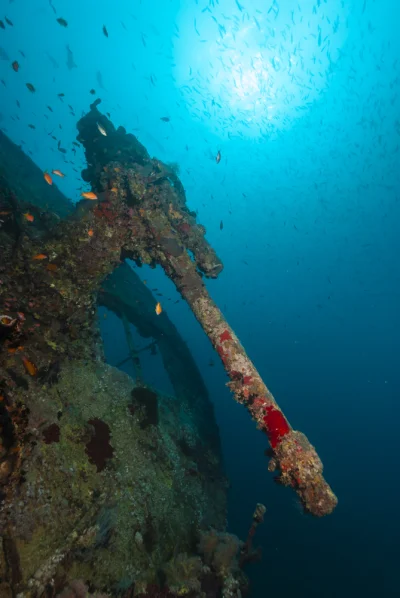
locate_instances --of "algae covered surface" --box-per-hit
[2,360,227,595]
[0,108,249,597]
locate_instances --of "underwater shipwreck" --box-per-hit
[0,101,338,598]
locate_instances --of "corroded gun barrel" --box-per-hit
[77,100,338,516]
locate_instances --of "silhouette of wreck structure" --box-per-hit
[0,101,336,597]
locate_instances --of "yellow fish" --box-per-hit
[155,302,162,315]
[22,356,38,376]
[81,191,98,200]
[32,253,48,260]
[44,172,53,185]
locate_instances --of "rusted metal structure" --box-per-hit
[0,99,337,596]
[76,99,337,517]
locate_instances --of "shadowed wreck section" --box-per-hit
[0,105,250,597]
[0,99,336,596]
[98,262,219,452]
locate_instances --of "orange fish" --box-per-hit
[32,253,48,260]
[8,346,24,354]
[0,316,16,326]
[52,169,65,178]
[155,302,162,315]
[110,187,118,193]
[88,229,94,237]
[44,172,53,185]
[81,191,98,200]
[46,264,58,272]
[22,356,38,376]
[12,60,19,72]
[23,212,34,222]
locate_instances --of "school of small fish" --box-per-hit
[0,0,397,323]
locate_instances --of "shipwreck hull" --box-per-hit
[0,114,246,597]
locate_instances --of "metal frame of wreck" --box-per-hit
[1,99,337,518]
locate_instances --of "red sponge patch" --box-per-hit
[219,330,232,343]
[263,406,290,447]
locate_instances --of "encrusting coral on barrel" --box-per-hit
[0,98,337,595]
[75,98,337,517]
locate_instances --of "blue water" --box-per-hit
[1,0,399,596]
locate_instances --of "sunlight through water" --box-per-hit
[175,0,350,138]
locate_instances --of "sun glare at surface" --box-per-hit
[175,0,349,138]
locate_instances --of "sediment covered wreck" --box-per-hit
[0,100,336,597]
[0,105,252,597]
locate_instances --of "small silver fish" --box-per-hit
[97,122,107,136]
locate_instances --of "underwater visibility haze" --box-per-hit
[0,0,399,596]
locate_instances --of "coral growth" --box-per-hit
[163,552,203,595]
[0,362,227,595]
[56,579,109,597]
[198,530,240,578]
[198,530,246,597]
[131,386,159,428]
